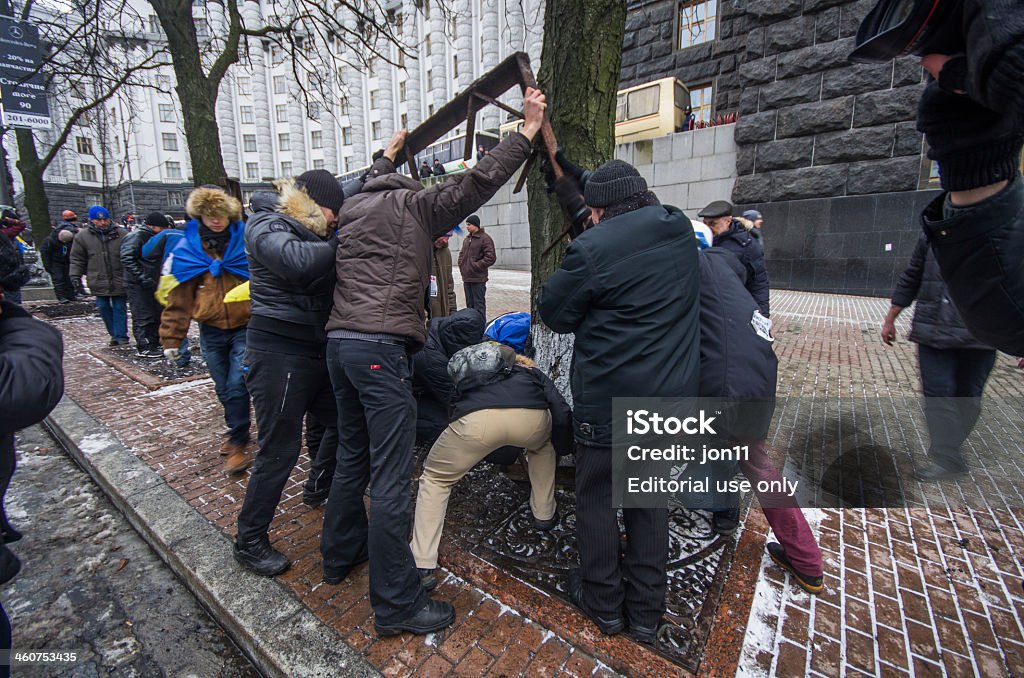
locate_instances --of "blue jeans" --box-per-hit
[178,336,192,367]
[199,324,250,444]
[96,295,128,342]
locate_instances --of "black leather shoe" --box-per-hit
[627,618,667,645]
[0,544,21,586]
[418,568,438,592]
[566,569,625,635]
[374,599,455,636]
[913,462,968,482]
[302,488,330,508]
[533,507,559,532]
[711,507,740,536]
[766,542,823,594]
[233,537,289,577]
[323,545,369,584]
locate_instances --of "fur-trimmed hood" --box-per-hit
[186,187,243,223]
[275,179,331,238]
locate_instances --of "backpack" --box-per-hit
[484,311,531,353]
[447,341,516,396]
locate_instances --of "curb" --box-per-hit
[44,396,380,678]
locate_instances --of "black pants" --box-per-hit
[322,338,426,625]
[918,344,996,471]
[50,262,76,302]
[235,346,338,543]
[576,443,668,628]
[125,282,162,349]
[463,282,487,320]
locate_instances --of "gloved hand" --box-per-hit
[164,347,181,361]
[916,81,1023,192]
[543,150,591,193]
[553,175,591,232]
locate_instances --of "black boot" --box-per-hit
[374,599,455,636]
[0,544,20,586]
[566,568,625,635]
[233,536,289,577]
[323,544,369,584]
[711,507,740,536]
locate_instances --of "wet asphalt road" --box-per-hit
[3,425,259,677]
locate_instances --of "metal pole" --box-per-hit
[0,127,9,206]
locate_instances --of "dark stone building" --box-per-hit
[622,0,940,296]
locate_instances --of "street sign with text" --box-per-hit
[0,16,50,130]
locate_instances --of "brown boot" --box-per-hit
[223,442,252,475]
[219,439,233,456]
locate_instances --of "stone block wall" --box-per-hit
[620,0,745,115]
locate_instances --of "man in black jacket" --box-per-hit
[538,159,701,643]
[698,200,770,317]
[120,212,169,357]
[232,170,345,577]
[39,228,77,303]
[881,235,996,481]
[412,309,485,441]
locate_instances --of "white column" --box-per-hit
[217,78,241,179]
[377,42,395,142]
[526,0,545,72]
[320,66,340,172]
[480,0,500,131]
[455,0,473,91]
[402,0,423,129]
[429,8,447,114]
[288,69,307,173]
[505,0,525,113]
[343,9,368,166]
[243,2,274,179]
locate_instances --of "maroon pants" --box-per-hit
[738,439,823,577]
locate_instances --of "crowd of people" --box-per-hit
[0,0,1020,647]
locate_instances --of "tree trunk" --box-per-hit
[527,0,626,397]
[152,0,229,185]
[14,129,53,244]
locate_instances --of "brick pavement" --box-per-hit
[41,273,1024,677]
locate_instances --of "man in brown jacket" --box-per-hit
[429,234,457,319]
[321,87,546,637]
[160,186,252,474]
[457,215,496,318]
[69,206,129,346]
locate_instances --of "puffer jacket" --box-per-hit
[538,204,701,446]
[413,309,485,439]
[327,132,532,351]
[245,180,337,335]
[69,224,127,296]
[458,228,496,283]
[713,219,770,317]
[120,225,161,288]
[892,234,991,351]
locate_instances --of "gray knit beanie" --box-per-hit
[583,160,648,208]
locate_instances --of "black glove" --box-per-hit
[916,81,1023,192]
[138,275,155,290]
[553,175,591,232]
[542,150,592,193]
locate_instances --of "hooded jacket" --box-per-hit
[120,225,161,288]
[159,188,249,348]
[538,204,701,446]
[413,309,485,439]
[245,180,337,345]
[69,223,127,296]
[713,219,770,317]
[326,132,532,351]
[458,228,496,283]
[39,229,73,271]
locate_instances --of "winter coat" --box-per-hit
[0,301,64,436]
[698,248,778,440]
[892,234,991,351]
[713,219,770,317]
[923,176,1024,355]
[69,224,127,296]
[120,225,161,289]
[458,229,497,283]
[451,362,574,457]
[537,204,702,446]
[159,241,250,350]
[413,309,485,439]
[39,231,72,271]
[141,227,185,264]
[245,181,337,337]
[430,241,458,318]
[327,132,532,351]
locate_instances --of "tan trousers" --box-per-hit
[412,407,557,569]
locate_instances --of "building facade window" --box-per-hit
[313,159,325,169]
[372,121,382,140]
[690,83,714,122]
[308,102,321,120]
[342,127,353,145]
[245,162,260,179]
[161,132,178,151]
[166,190,184,205]
[280,161,292,176]
[79,164,97,182]
[75,136,93,155]
[148,14,160,33]
[275,105,288,123]
[311,130,323,149]
[677,0,717,50]
[240,106,254,124]
[369,90,380,109]
[158,104,175,122]
[273,75,287,94]
[157,74,171,90]
[195,18,210,37]
[165,161,182,179]
[243,134,257,152]
[399,81,406,102]
[278,133,290,151]
[400,113,408,129]
[236,76,251,95]
[339,98,350,116]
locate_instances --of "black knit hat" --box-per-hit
[296,169,345,214]
[144,212,170,229]
[465,214,481,227]
[584,160,648,208]
[0,234,29,293]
